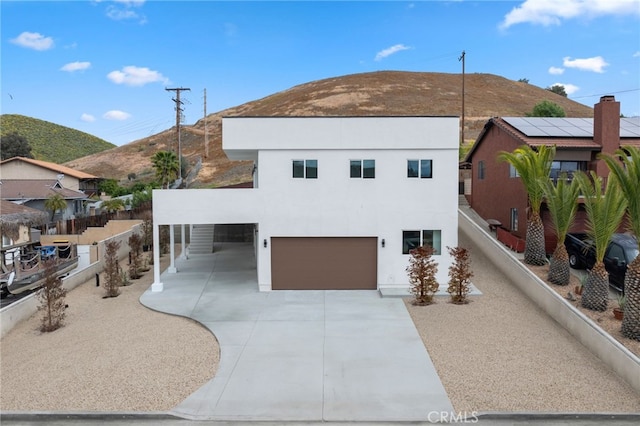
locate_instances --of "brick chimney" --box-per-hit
[593,95,620,178]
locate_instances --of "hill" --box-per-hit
[0,114,115,164]
[64,71,594,188]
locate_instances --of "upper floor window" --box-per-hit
[350,159,375,179]
[509,164,520,178]
[407,159,433,178]
[293,159,318,179]
[478,161,485,180]
[550,161,586,183]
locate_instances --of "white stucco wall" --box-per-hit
[153,116,459,291]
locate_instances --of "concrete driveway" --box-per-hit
[140,243,453,422]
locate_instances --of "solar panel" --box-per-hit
[503,116,640,139]
[503,117,595,137]
[620,118,640,137]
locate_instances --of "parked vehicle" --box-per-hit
[0,242,78,298]
[565,233,639,293]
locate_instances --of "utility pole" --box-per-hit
[203,88,209,159]
[165,87,191,180]
[458,50,465,146]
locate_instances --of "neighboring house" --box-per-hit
[0,157,102,197]
[0,179,87,221]
[0,200,47,250]
[152,116,460,292]
[465,96,640,253]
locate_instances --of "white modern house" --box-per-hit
[151,116,459,292]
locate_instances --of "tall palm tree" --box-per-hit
[44,193,67,221]
[539,174,580,285]
[573,171,628,311]
[498,145,556,265]
[151,151,179,189]
[600,146,640,341]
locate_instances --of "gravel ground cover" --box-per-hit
[0,250,219,412]
[405,232,640,413]
[526,263,640,358]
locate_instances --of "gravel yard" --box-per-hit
[0,251,219,412]
[405,232,640,413]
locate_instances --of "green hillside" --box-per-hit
[0,114,115,163]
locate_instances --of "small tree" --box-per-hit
[128,232,143,279]
[447,246,473,304]
[546,84,568,97]
[529,100,566,117]
[518,78,529,84]
[103,240,122,298]
[141,216,153,251]
[44,193,67,221]
[159,225,170,255]
[406,245,439,305]
[101,198,125,213]
[0,132,34,160]
[37,259,67,332]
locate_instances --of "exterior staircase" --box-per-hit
[189,224,215,254]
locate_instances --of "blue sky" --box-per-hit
[2,0,639,147]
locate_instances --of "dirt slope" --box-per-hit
[64,71,593,188]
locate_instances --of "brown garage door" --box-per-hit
[271,237,377,290]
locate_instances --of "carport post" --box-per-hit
[168,224,177,273]
[180,224,187,259]
[151,222,163,292]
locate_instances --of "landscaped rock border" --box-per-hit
[459,208,640,393]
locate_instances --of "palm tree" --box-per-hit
[573,171,628,312]
[101,198,125,213]
[151,151,179,189]
[498,145,556,265]
[600,146,640,340]
[44,193,67,221]
[539,174,580,285]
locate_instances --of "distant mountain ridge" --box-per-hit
[62,71,594,187]
[0,114,115,164]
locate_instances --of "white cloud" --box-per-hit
[375,44,411,61]
[61,61,91,72]
[553,83,580,95]
[81,113,96,122]
[633,51,640,58]
[107,65,168,86]
[500,0,640,29]
[10,32,54,51]
[563,56,609,73]
[548,66,564,75]
[103,110,131,121]
[106,0,146,23]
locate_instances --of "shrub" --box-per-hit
[406,245,439,305]
[103,240,122,298]
[160,225,170,255]
[37,259,67,332]
[447,246,473,304]
[128,232,143,279]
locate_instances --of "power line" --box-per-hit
[572,88,639,100]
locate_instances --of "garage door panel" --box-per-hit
[271,237,377,290]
